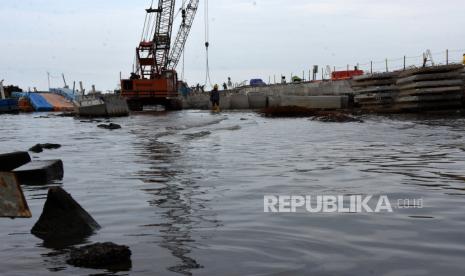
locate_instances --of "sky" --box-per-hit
[1,0,465,91]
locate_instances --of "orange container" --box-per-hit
[331,70,364,80]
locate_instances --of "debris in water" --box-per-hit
[67,242,132,270]
[259,106,322,117]
[312,113,364,123]
[218,125,241,131]
[259,106,363,122]
[55,112,76,117]
[29,143,61,153]
[184,131,211,139]
[80,119,103,123]
[97,123,122,130]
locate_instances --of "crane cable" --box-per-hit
[181,48,185,80]
[135,0,155,74]
[204,0,213,88]
[179,0,187,81]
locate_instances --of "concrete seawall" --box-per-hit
[181,80,353,110]
[237,80,353,96]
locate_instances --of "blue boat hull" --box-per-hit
[0,99,19,113]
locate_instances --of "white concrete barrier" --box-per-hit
[267,96,281,107]
[207,95,232,110]
[230,94,250,109]
[187,94,210,109]
[248,92,267,109]
[219,94,231,110]
[104,95,129,116]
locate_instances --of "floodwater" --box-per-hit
[1,111,465,276]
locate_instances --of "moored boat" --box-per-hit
[0,98,19,114]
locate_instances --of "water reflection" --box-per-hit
[136,133,207,275]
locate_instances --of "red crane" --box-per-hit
[121,0,200,111]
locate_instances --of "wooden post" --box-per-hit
[302,70,305,81]
[79,81,85,96]
[47,72,51,91]
[403,56,406,70]
[385,59,388,72]
[446,49,449,65]
[0,80,5,100]
[370,61,373,74]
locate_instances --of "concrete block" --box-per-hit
[31,187,100,241]
[14,160,64,185]
[396,93,462,103]
[230,94,250,109]
[397,71,462,85]
[0,151,31,171]
[353,72,399,82]
[399,64,464,78]
[187,94,210,110]
[219,95,231,110]
[399,80,464,91]
[267,96,281,107]
[0,172,31,218]
[248,92,267,109]
[280,96,343,109]
[397,86,463,97]
[104,95,129,117]
[340,95,350,108]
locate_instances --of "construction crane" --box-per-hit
[121,0,200,111]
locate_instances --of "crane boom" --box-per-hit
[167,0,200,70]
[154,0,176,71]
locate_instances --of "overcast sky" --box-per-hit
[1,0,464,91]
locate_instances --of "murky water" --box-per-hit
[1,111,465,275]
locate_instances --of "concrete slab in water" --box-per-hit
[0,151,31,171]
[14,160,64,184]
